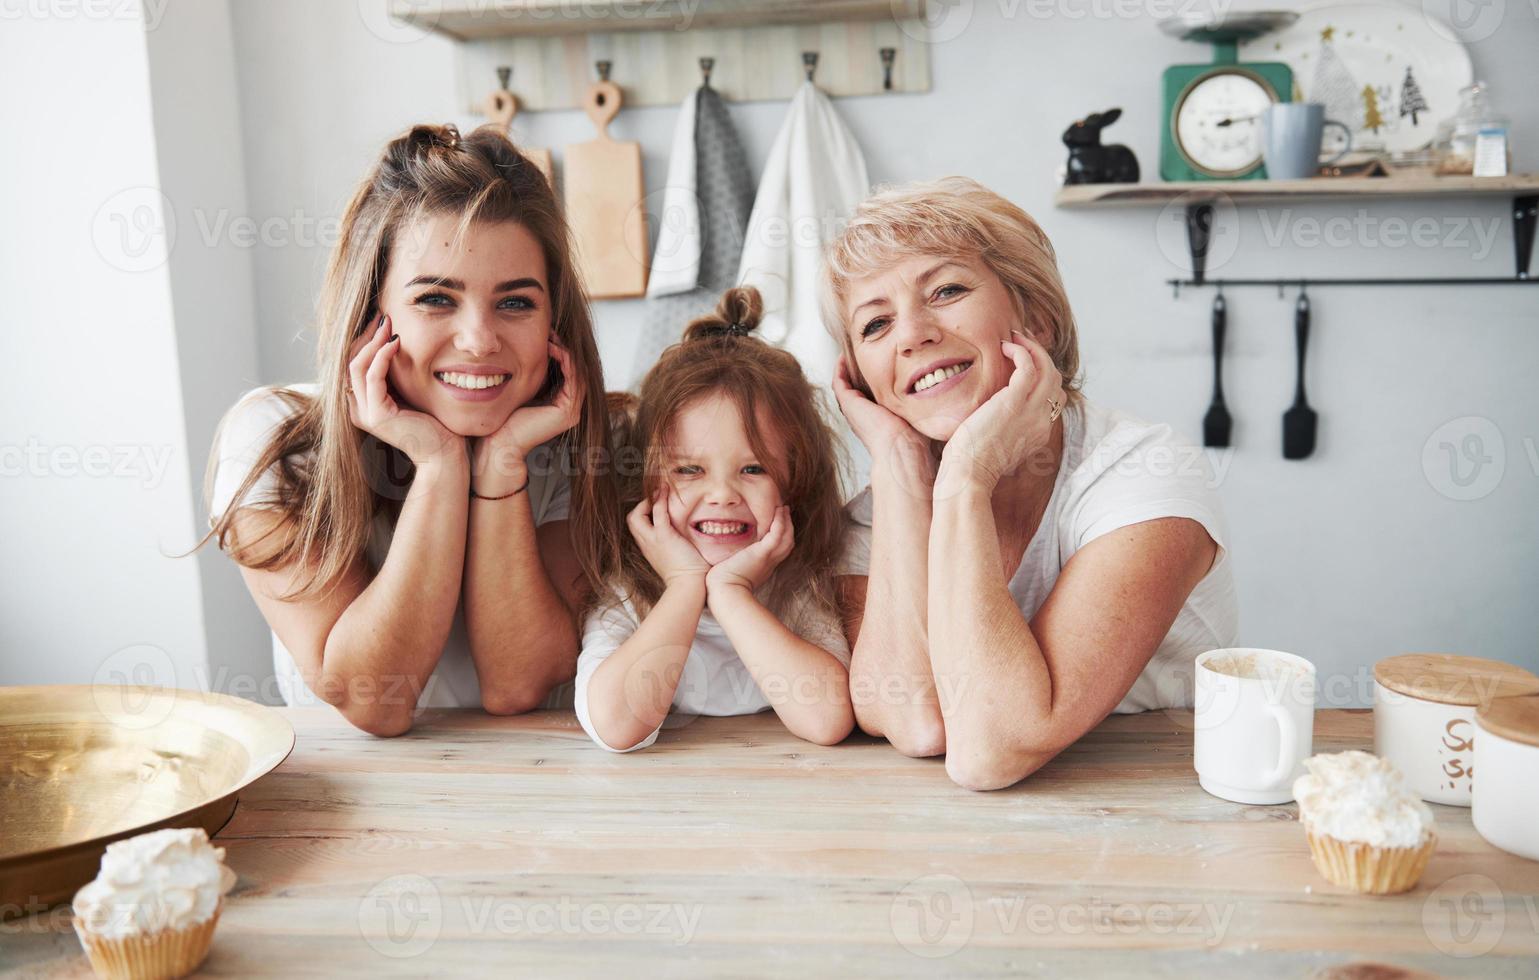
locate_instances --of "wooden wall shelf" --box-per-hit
[391,0,929,40]
[396,0,937,112]
[1053,175,1539,209]
[1052,176,1539,287]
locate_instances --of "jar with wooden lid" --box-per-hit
[1474,695,1539,860]
[1373,654,1539,806]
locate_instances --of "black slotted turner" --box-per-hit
[1203,292,1231,448]
[1283,292,1317,459]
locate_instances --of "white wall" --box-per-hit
[143,0,273,699]
[0,3,210,690]
[166,0,1539,700]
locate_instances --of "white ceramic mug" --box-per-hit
[1194,648,1317,805]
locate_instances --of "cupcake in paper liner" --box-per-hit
[1293,751,1437,895]
[72,827,237,980]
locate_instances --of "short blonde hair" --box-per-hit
[820,176,1081,396]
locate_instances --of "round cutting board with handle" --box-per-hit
[483,66,553,185]
[563,69,649,299]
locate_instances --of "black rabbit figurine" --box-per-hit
[1062,108,1140,185]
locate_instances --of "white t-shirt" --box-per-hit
[838,396,1238,713]
[574,590,852,752]
[209,384,573,708]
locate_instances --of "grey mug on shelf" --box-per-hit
[1261,102,1352,180]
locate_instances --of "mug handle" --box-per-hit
[1320,120,1353,166]
[1261,703,1299,787]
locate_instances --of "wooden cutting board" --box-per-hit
[482,77,553,185]
[563,77,648,299]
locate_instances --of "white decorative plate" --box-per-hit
[1239,2,1472,154]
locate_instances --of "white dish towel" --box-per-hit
[737,81,870,386]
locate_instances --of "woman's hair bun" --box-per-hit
[681,286,764,343]
[404,123,463,157]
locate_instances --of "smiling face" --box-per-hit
[379,214,553,437]
[661,392,785,566]
[844,253,1026,442]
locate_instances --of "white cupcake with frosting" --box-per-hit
[1294,751,1437,895]
[72,827,236,980]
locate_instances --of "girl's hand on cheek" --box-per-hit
[627,489,710,588]
[939,330,1063,493]
[706,505,794,596]
[348,316,462,465]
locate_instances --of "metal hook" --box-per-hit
[802,51,818,83]
[595,60,612,82]
[699,57,714,89]
[879,47,896,91]
[495,65,511,91]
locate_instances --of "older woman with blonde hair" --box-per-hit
[825,177,1237,790]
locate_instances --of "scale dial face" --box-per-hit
[1174,69,1278,177]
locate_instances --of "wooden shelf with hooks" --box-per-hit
[392,0,930,39]
[427,1,933,112]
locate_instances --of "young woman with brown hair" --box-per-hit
[205,124,621,736]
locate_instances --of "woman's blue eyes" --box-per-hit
[858,284,968,338]
[412,291,535,311]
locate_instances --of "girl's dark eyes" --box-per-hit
[411,291,537,311]
[669,463,763,477]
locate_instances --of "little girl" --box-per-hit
[575,287,855,752]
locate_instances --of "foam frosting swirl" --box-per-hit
[73,828,236,938]
[1293,751,1435,849]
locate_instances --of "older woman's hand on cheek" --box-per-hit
[833,358,935,493]
[938,330,1064,494]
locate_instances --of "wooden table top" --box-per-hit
[6,708,1538,978]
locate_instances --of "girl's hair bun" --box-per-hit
[681,286,764,343]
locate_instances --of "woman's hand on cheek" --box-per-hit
[348,316,462,466]
[706,505,794,597]
[627,489,710,589]
[477,340,585,493]
[938,330,1063,493]
[833,358,936,494]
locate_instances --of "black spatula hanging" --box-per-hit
[1282,291,1317,459]
[1203,292,1231,448]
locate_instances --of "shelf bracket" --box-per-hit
[1515,195,1537,280]
[1185,203,1214,285]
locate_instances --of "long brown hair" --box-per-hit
[200,124,621,601]
[604,286,847,621]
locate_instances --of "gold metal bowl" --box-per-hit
[0,685,294,920]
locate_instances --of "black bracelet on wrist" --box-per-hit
[470,475,529,501]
